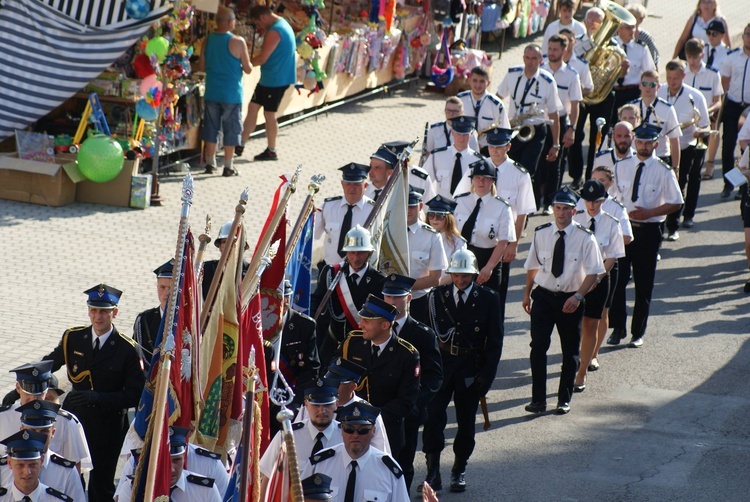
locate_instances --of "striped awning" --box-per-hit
[0,0,173,141]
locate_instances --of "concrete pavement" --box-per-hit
[0,0,749,499]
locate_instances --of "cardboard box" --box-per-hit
[130,174,151,209]
[76,159,139,207]
[0,153,81,207]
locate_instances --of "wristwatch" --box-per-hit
[552,144,562,150]
[573,293,584,302]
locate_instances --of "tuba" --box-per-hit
[581,1,637,106]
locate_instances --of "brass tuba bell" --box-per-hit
[581,1,637,106]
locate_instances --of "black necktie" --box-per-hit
[451,152,463,194]
[461,197,482,243]
[474,100,481,119]
[632,162,645,202]
[93,337,100,355]
[457,289,465,309]
[589,217,596,233]
[707,48,715,67]
[371,344,380,364]
[349,273,359,287]
[552,230,565,278]
[169,485,176,501]
[22,497,31,502]
[312,431,325,456]
[344,460,358,502]
[373,189,382,201]
[338,204,354,257]
[392,322,399,336]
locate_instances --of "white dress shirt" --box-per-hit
[457,90,511,147]
[0,450,85,502]
[611,154,684,222]
[573,210,626,260]
[453,192,516,248]
[631,97,682,159]
[720,48,750,104]
[567,55,593,92]
[314,195,375,266]
[614,36,656,87]
[407,222,447,300]
[424,145,483,199]
[541,18,587,55]
[424,121,480,154]
[686,63,724,106]
[541,60,582,116]
[657,83,710,149]
[260,418,343,478]
[497,66,560,122]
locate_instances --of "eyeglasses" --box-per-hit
[427,212,447,220]
[640,81,658,88]
[342,426,373,435]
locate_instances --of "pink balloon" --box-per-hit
[139,74,162,96]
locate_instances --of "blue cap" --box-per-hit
[302,473,334,500]
[469,159,497,180]
[0,430,47,459]
[371,146,397,167]
[325,358,367,384]
[408,185,424,206]
[633,123,661,141]
[48,374,65,397]
[10,361,54,395]
[358,294,399,322]
[17,400,60,428]
[580,179,607,201]
[336,401,381,425]
[339,163,370,182]
[169,426,189,456]
[153,259,174,278]
[84,284,122,309]
[485,127,517,147]
[382,274,416,296]
[304,377,339,405]
[425,195,458,214]
[552,188,578,206]
[451,116,477,134]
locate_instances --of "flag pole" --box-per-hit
[241,166,302,305]
[313,138,418,321]
[200,188,249,335]
[144,174,194,500]
[284,174,325,264]
[195,214,212,289]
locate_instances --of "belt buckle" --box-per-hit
[450,344,459,356]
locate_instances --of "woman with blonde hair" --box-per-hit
[425,195,467,285]
[673,0,731,58]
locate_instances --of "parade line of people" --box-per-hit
[1,2,750,500]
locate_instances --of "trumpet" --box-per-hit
[510,103,551,143]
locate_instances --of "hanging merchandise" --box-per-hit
[431,25,454,88]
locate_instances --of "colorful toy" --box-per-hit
[77,135,124,183]
[126,0,151,20]
[145,36,170,63]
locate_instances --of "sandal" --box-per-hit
[701,162,714,180]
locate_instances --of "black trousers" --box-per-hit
[618,222,663,338]
[536,116,568,208]
[569,92,615,182]
[666,145,704,232]
[529,287,583,405]
[77,409,128,502]
[509,124,548,176]
[608,256,630,331]
[398,412,424,491]
[721,99,746,192]
[422,353,481,464]
[409,295,430,325]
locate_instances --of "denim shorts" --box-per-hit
[201,100,242,146]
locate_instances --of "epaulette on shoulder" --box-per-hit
[473,151,484,159]
[454,192,470,199]
[657,97,672,107]
[595,148,613,158]
[707,65,719,73]
[57,408,79,423]
[50,454,76,469]
[365,198,375,205]
[568,65,579,75]
[382,455,404,478]
[602,211,620,223]
[263,339,272,348]
[420,223,438,233]
[494,195,510,206]
[310,447,335,465]
[397,337,418,353]
[456,90,471,97]
[45,487,72,501]
[117,331,136,346]
[324,195,342,203]
[64,326,88,336]
[0,487,5,496]
[576,209,585,214]
[293,310,316,323]
[513,161,528,174]
[187,474,215,488]
[508,66,523,72]
[487,94,501,105]
[657,157,674,170]
[292,422,305,431]
[430,121,446,129]
[634,38,645,46]
[626,97,640,105]
[535,222,553,231]
[410,167,429,180]
[195,447,222,460]
[539,70,553,83]
[0,404,13,412]
[610,196,625,208]
[0,456,7,466]
[432,146,449,154]
[574,222,593,234]
[728,47,740,55]
[576,54,589,64]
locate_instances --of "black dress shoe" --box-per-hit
[449,471,466,492]
[721,188,732,199]
[573,384,586,393]
[222,167,239,177]
[556,402,571,414]
[525,401,547,413]
[744,280,750,294]
[607,327,626,345]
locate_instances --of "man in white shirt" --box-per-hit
[424,116,483,199]
[0,430,73,501]
[541,0,586,56]
[422,97,480,160]
[630,70,682,169]
[456,65,510,155]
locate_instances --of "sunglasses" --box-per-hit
[427,212,447,220]
[640,81,658,88]
[706,31,721,37]
[342,426,373,435]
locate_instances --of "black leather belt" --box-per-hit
[630,221,662,228]
[536,286,574,297]
[438,340,476,356]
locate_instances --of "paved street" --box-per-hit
[1,1,749,500]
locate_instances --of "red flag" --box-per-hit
[260,212,287,342]
[240,293,270,453]
[264,441,290,502]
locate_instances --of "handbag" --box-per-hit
[431,27,454,88]
[677,15,698,61]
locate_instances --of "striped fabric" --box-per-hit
[0,0,171,141]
